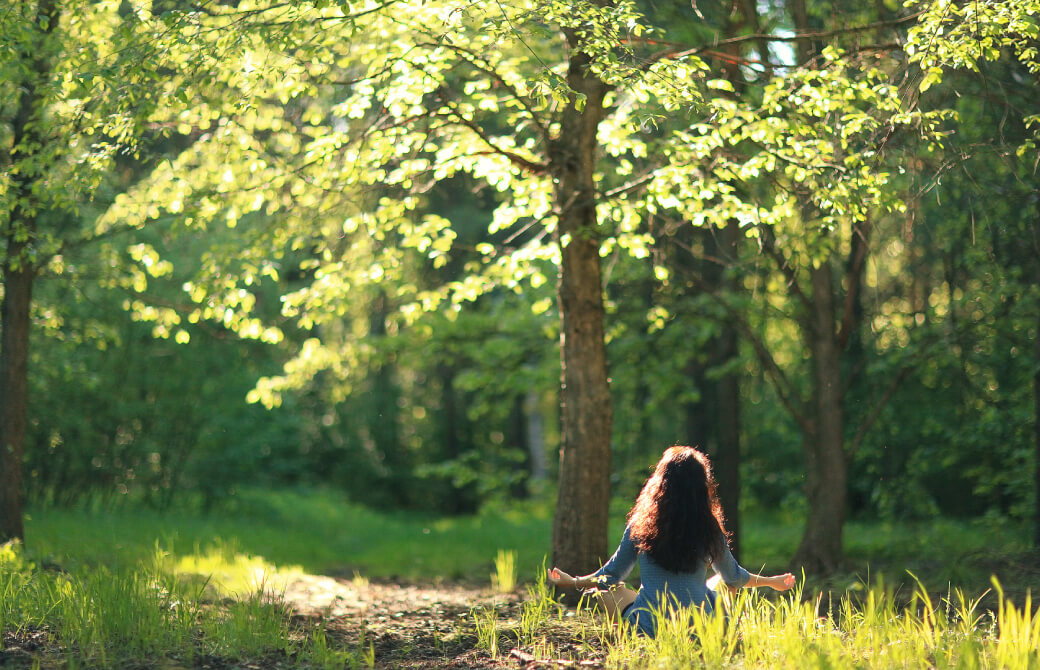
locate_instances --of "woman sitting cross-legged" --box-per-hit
[548,446,796,638]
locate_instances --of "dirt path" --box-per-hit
[0,573,591,670]
[278,574,597,669]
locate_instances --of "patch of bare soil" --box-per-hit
[279,575,600,670]
[0,577,593,670]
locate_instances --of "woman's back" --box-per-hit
[593,524,750,637]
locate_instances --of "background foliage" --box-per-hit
[2,0,1037,554]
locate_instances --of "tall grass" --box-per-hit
[492,549,518,593]
[505,575,1039,670]
[12,489,1036,668]
[1,542,203,667]
[0,540,370,668]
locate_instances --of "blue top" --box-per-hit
[592,523,750,637]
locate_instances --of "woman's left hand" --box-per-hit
[548,567,576,587]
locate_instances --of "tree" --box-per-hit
[631,33,953,569]
[906,0,1040,547]
[2,0,111,542]
[182,0,947,571]
[1,0,362,543]
[545,3,616,576]
[163,0,715,571]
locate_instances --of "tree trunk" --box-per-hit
[525,391,547,486]
[792,262,846,572]
[550,25,614,577]
[715,221,743,559]
[0,260,33,543]
[1034,206,1040,549]
[0,0,57,544]
[681,223,743,559]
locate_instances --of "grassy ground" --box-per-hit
[3,488,1037,668]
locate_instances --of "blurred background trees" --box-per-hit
[1,0,1037,568]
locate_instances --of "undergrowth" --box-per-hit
[6,490,1036,668]
[475,570,1039,669]
[0,541,372,669]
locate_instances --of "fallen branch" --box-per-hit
[509,648,604,668]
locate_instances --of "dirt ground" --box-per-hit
[0,575,593,670]
[282,574,599,669]
[6,550,1037,669]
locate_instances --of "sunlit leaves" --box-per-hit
[907,0,1040,76]
[639,47,951,261]
[7,0,973,411]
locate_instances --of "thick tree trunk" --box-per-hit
[0,260,33,543]
[792,262,846,572]
[550,28,613,577]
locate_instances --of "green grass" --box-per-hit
[7,488,1036,668]
[0,540,373,669]
[480,570,1040,670]
[23,488,1033,595]
[24,487,553,581]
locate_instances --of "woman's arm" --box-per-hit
[547,567,603,590]
[742,572,796,591]
[549,524,638,590]
[711,542,795,592]
[708,571,795,596]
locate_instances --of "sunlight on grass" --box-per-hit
[25,487,555,580]
[1,537,379,668]
[165,540,305,599]
[492,549,518,593]
[506,575,1040,670]
[470,568,1040,670]
[25,488,1030,595]
[10,491,1040,669]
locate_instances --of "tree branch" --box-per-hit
[732,307,814,435]
[436,93,549,175]
[838,217,872,349]
[666,234,812,432]
[414,40,552,145]
[756,222,812,311]
[638,10,925,69]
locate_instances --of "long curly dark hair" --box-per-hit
[626,446,729,572]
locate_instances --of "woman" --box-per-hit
[548,446,795,637]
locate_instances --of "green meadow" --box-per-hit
[2,488,1036,668]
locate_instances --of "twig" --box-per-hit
[509,648,604,668]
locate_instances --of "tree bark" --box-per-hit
[0,261,33,543]
[550,24,614,578]
[682,223,743,559]
[715,221,743,559]
[792,261,846,572]
[1034,205,1040,549]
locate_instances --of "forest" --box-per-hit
[0,0,1038,667]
